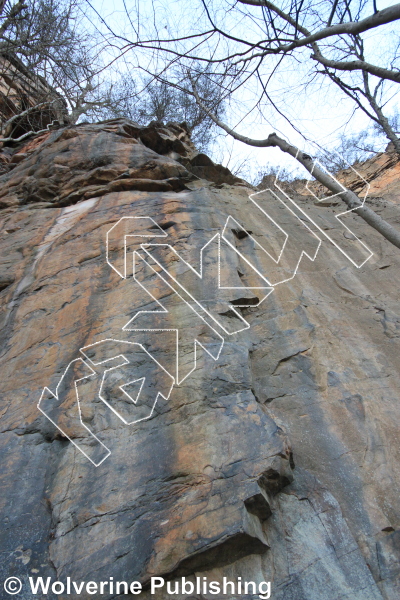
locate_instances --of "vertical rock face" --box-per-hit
[0,119,399,600]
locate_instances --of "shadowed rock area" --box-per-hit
[1,119,400,600]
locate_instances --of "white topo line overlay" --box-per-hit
[80,338,174,423]
[38,358,111,467]
[139,234,274,335]
[276,152,373,268]
[223,192,322,288]
[39,165,374,465]
[124,250,225,385]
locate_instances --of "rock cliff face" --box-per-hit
[1,119,400,600]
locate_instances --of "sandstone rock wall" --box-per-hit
[1,120,400,599]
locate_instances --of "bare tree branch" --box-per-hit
[237,1,400,50]
[310,52,400,84]
[0,125,52,144]
[0,0,8,16]
[190,78,400,250]
[0,99,59,136]
[0,1,27,38]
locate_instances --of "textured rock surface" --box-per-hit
[1,119,400,599]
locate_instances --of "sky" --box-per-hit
[82,0,400,181]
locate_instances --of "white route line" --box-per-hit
[37,358,111,467]
[222,192,322,288]
[39,159,374,466]
[124,251,225,384]
[80,339,175,424]
[140,233,274,336]
[106,216,167,279]
[274,157,373,268]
